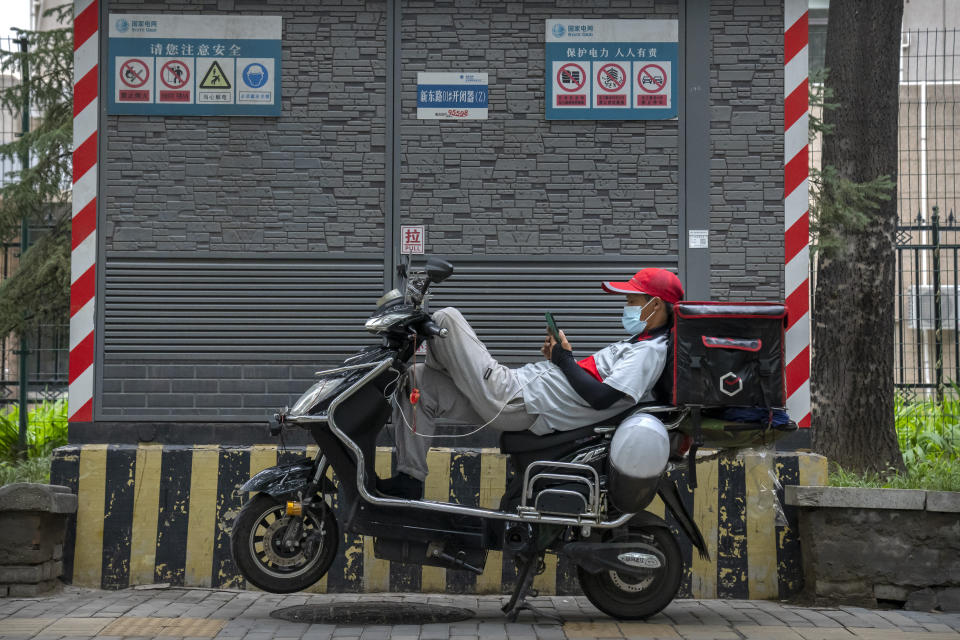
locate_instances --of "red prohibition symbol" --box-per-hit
[638,64,667,93]
[556,63,587,92]
[119,59,149,88]
[597,63,627,92]
[160,60,190,89]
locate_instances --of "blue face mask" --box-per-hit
[622,298,655,335]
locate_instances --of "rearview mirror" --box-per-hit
[425,258,454,283]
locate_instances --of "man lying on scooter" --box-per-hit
[378,267,684,499]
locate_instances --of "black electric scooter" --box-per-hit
[230,257,707,620]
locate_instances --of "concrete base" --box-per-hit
[53,444,829,598]
[786,486,960,611]
[5,579,61,597]
[0,483,76,598]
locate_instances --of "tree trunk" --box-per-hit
[811,0,905,474]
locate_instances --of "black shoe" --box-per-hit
[376,472,424,500]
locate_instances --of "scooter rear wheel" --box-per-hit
[231,492,338,593]
[576,525,683,620]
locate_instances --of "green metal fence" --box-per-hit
[0,33,68,439]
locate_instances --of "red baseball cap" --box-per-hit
[601,268,684,304]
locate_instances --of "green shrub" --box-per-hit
[0,399,68,463]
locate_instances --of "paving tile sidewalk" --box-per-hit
[1,587,959,640]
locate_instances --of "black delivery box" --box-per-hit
[667,302,788,408]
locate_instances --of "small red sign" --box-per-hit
[557,94,586,106]
[401,225,425,254]
[118,90,150,102]
[637,94,668,106]
[598,94,627,106]
[158,90,191,103]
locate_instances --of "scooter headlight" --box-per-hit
[290,375,348,414]
[365,310,411,333]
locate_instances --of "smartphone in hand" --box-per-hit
[545,312,561,341]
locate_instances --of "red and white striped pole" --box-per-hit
[69,0,98,422]
[784,0,811,429]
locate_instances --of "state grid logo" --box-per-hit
[115,18,129,33]
[552,23,566,38]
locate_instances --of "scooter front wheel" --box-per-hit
[576,525,683,620]
[230,492,339,593]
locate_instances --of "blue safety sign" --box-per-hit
[545,19,678,121]
[242,63,269,89]
[108,14,281,117]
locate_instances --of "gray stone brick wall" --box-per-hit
[709,0,786,301]
[101,0,387,420]
[100,362,316,418]
[104,0,387,255]
[400,0,680,256]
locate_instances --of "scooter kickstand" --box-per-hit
[501,554,564,624]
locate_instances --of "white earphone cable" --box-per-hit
[390,366,552,439]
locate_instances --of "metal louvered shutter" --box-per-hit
[426,257,677,364]
[103,255,385,362]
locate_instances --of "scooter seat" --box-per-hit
[498,402,681,455]
[499,424,598,454]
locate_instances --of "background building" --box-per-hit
[70,0,794,443]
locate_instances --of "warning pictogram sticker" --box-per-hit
[236,58,275,104]
[157,57,193,103]
[200,61,231,89]
[552,61,588,108]
[597,63,627,92]
[634,61,671,108]
[115,56,153,103]
[196,58,235,105]
[556,63,587,92]
[161,60,190,89]
[593,62,629,108]
[637,63,666,93]
[120,59,149,88]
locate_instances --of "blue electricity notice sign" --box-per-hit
[545,19,678,120]
[108,14,281,116]
[416,72,488,120]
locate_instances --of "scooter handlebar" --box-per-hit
[421,320,448,338]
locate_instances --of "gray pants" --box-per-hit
[391,307,537,481]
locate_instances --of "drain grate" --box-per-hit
[270,602,475,625]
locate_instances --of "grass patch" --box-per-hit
[0,455,51,485]
[830,389,960,492]
[830,460,960,492]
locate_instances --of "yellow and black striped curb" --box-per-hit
[50,445,826,598]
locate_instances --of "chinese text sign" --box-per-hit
[109,14,282,117]
[416,72,488,120]
[545,19,678,120]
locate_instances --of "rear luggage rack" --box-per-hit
[521,461,602,519]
